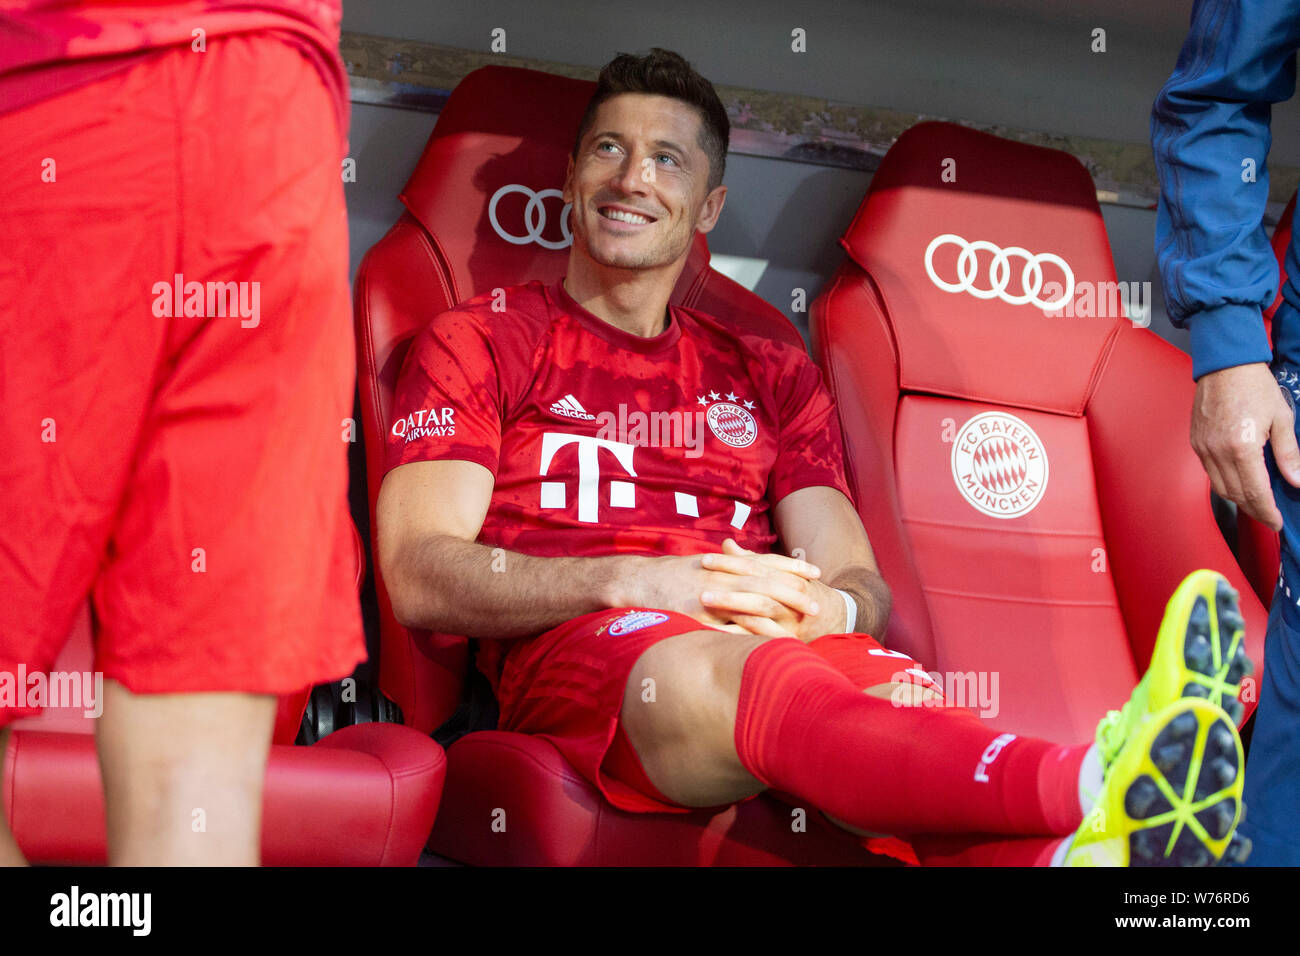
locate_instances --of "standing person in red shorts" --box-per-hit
[378,47,1254,866]
[0,2,366,865]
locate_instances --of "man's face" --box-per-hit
[563,93,726,273]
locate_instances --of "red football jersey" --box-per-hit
[386,278,854,686]
[386,278,852,561]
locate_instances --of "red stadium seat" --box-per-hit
[1263,192,1295,337]
[810,121,1268,745]
[2,520,445,866]
[1234,191,1296,609]
[354,64,890,865]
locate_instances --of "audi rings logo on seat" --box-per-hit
[488,184,573,249]
[923,234,1074,310]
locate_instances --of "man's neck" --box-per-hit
[562,261,677,338]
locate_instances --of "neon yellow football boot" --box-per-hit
[1066,570,1253,866]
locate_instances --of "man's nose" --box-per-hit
[611,151,652,195]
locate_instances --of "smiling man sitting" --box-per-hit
[377,47,1252,866]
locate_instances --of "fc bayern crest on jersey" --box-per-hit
[950,411,1049,519]
[607,610,670,636]
[699,389,758,448]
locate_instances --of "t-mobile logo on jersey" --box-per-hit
[538,432,639,523]
[537,431,753,530]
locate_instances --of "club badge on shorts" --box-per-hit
[607,610,670,636]
[950,411,1048,518]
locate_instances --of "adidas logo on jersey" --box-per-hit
[549,393,597,420]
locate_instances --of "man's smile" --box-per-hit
[597,203,658,228]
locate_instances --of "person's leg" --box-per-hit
[607,671,1071,865]
[618,570,1249,863]
[95,682,276,866]
[497,608,1021,825]
[503,574,1246,864]
[1241,366,1300,864]
[0,51,181,864]
[700,644,1070,863]
[85,35,364,865]
[0,33,360,865]
[1238,597,1300,864]
[763,630,961,844]
[620,629,1086,834]
[801,663,1069,866]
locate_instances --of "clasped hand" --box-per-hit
[634,538,840,641]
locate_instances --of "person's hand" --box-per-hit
[620,540,825,637]
[1192,362,1300,532]
[697,538,840,641]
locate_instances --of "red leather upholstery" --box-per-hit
[1235,192,1295,608]
[812,121,1268,743]
[1263,192,1295,334]
[430,732,887,866]
[4,723,443,866]
[355,64,885,865]
[1237,503,1281,612]
[3,519,443,865]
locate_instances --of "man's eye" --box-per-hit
[597,141,618,153]
[656,154,677,166]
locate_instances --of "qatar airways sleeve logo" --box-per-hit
[391,406,456,443]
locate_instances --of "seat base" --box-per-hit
[3,723,445,866]
[429,730,899,866]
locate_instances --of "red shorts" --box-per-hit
[495,608,931,814]
[0,35,366,726]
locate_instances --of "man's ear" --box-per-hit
[694,184,727,235]
[561,155,576,203]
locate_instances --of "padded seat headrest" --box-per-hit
[841,121,1124,415]
[400,65,594,302]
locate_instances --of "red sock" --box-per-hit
[733,638,1086,836]
[807,631,950,695]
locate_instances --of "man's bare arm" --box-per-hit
[378,459,638,638]
[773,485,891,639]
[377,459,763,638]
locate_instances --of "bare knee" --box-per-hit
[620,630,773,807]
[97,680,275,776]
[0,728,25,867]
[621,629,744,760]
[95,679,277,865]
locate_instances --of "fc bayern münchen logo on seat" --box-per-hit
[950,411,1049,518]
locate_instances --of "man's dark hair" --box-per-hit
[572,48,730,191]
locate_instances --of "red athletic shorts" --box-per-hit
[495,608,933,814]
[0,35,366,726]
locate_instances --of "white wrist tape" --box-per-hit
[834,588,857,633]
